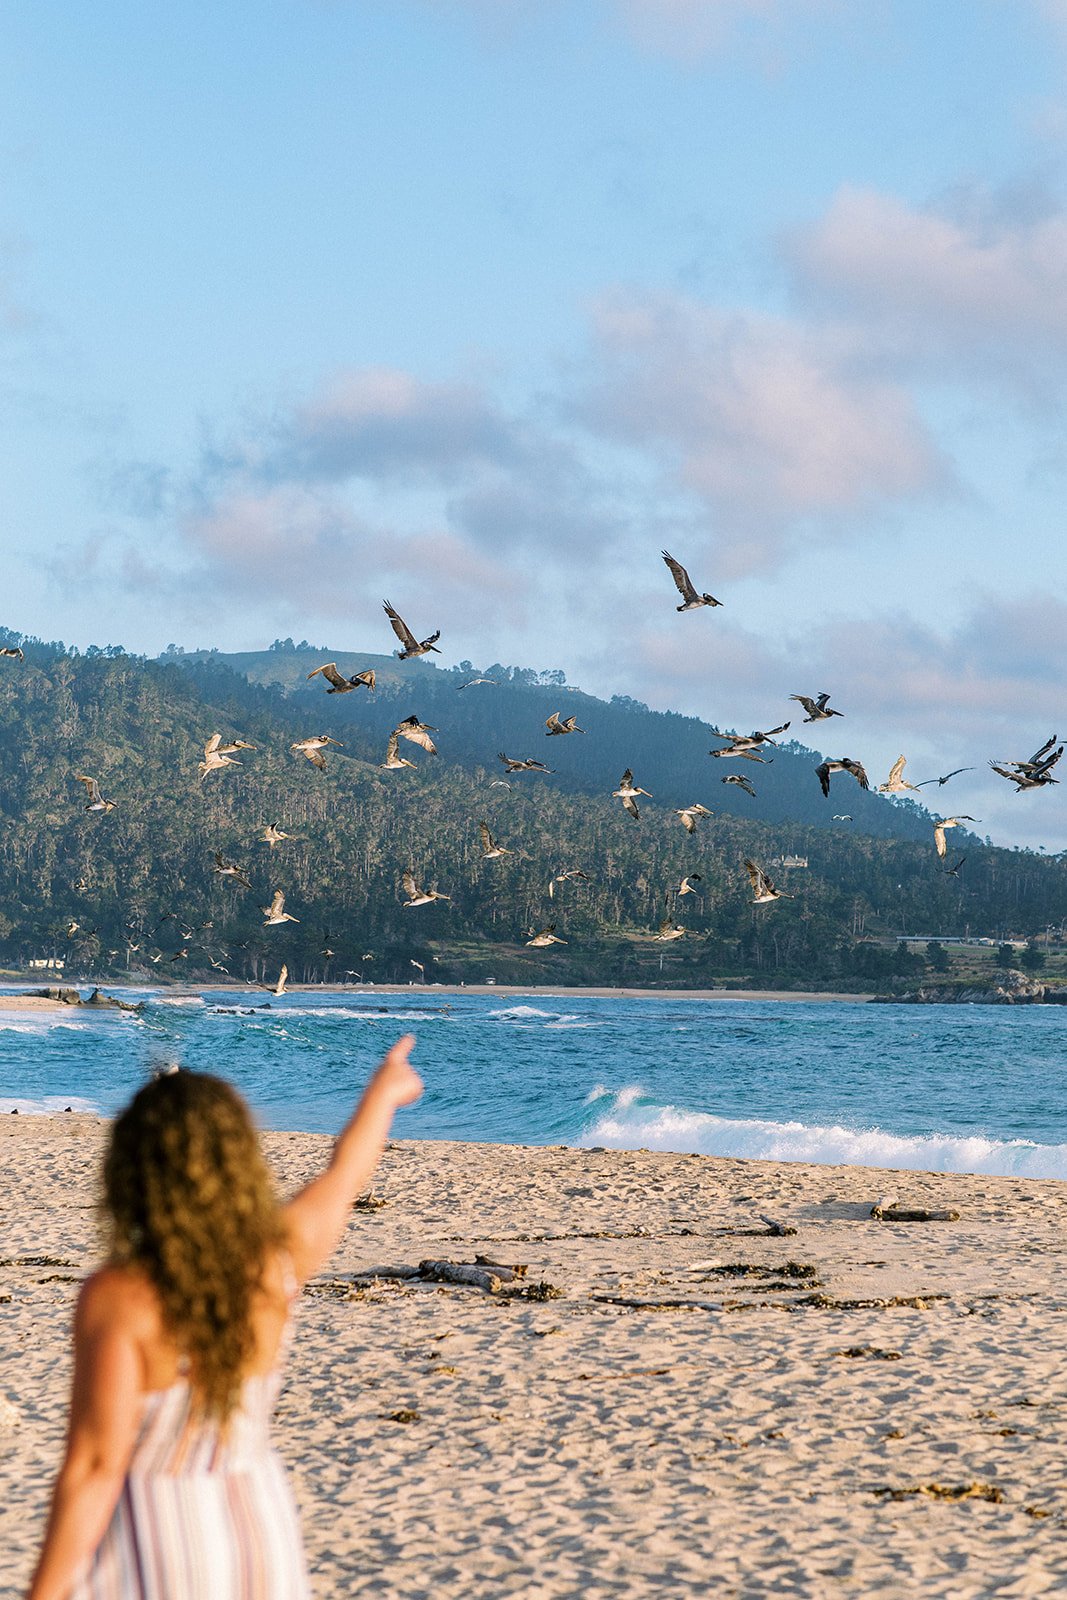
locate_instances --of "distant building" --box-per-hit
[28,957,65,970]
[767,856,809,869]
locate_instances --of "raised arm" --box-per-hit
[27,1272,144,1600]
[283,1034,423,1283]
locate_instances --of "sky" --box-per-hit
[3,0,1067,849]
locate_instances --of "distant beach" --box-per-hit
[5,1120,1067,1598]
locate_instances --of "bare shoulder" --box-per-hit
[76,1264,161,1340]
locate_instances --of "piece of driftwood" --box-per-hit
[419,1260,503,1293]
[834,1345,902,1360]
[591,1294,725,1312]
[794,1291,947,1311]
[871,1200,960,1222]
[475,1254,528,1281]
[872,1481,1003,1504]
[759,1215,798,1237]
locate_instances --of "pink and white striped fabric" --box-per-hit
[70,1367,310,1599]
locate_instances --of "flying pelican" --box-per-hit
[548,868,591,898]
[675,803,713,833]
[990,736,1063,790]
[915,767,976,788]
[213,851,251,888]
[654,918,686,942]
[614,768,651,819]
[0,646,24,661]
[479,821,510,859]
[260,824,290,848]
[393,715,438,754]
[933,817,977,859]
[291,735,343,771]
[199,734,256,781]
[380,731,417,770]
[74,774,116,812]
[526,924,567,947]
[832,814,853,822]
[272,964,289,996]
[709,722,789,758]
[661,550,722,611]
[498,752,553,773]
[678,874,703,896]
[545,712,585,736]
[307,662,376,694]
[457,677,496,690]
[489,779,512,790]
[262,890,299,925]
[877,755,921,795]
[383,600,441,659]
[816,758,869,798]
[790,693,843,722]
[745,859,789,905]
[402,871,451,908]
[942,856,966,878]
[722,774,756,798]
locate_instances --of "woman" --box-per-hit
[27,1034,423,1600]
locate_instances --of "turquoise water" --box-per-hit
[2,988,1066,1178]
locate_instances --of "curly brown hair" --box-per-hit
[102,1071,286,1421]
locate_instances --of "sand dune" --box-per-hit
[4,1118,1067,1598]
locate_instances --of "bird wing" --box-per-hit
[759,721,791,740]
[479,821,493,852]
[619,769,634,788]
[267,890,285,917]
[545,713,562,733]
[203,733,222,757]
[396,721,438,753]
[383,601,418,650]
[790,695,816,716]
[402,871,419,899]
[933,824,947,857]
[304,747,327,769]
[816,763,831,797]
[74,774,99,801]
[418,630,441,650]
[310,662,347,689]
[622,794,639,819]
[354,669,376,690]
[1029,735,1058,765]
[679,811,695,832]
[846,760,870,790]
[744,859,765,893]
[887,755,907,787]
[661,550,696,602]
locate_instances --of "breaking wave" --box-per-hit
[578,1085,1067,1179]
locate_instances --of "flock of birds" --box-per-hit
[9,552,1061,979]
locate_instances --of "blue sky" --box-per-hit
[3,0,1067,847]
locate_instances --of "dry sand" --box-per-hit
[3,1119,1067,1598]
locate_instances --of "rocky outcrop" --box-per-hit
[874,970,1053,1004]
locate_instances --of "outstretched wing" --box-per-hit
[383,601,418,651]
[815,762,831,797]
[846,759,870,790]
[268,890,286,917]
[887,755,907,787]
[661,550,696,602]
[479,821,493,852]
[622,794,639,819]
[204,733,222,757]
[744,859,765,893]
[308,662,348,690]
[402,871,419,899]
[74,774,102,803]
[395,717,438,754]
[545,713,563,734]
[353,669,376,690]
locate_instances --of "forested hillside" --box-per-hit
[0,629,1061,991]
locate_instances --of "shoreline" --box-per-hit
[5,1127,1067,1598]
[0,982,875,1005]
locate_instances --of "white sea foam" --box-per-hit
[152,996,205,1008]
[270,1006,452,1023]
[0,1095,101,1116]
[490,1006,570,1022]
[578,1087,1067,1179]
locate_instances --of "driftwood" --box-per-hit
[871,1196,960,1222]
[475,1254,528,1282]
[332,1258,554,1298]
[871,1481,1003,1504]
[419,1260,503,1293]
[758,1215,798,1237]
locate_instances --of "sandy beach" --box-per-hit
[4,1120,1067,1598]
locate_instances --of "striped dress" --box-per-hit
[70,1361,310,1599]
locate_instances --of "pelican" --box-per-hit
[661,550,722,610]
[614,768,651,819]
[722,773,756,798]
[74,774,116,812]
[402,871,451,908]
[307,662,375,693]
[915,767,976,788]
[479,821,510,859]
[213,851,251,888]
[654,918,686,942]
[262,890,299,925]
[832,814,853,822]
[816,758,869,798]
[393,715,438,754]
[990,736,1063,791]
[489,779,512,790]
[383,600,441,659]
[548,868,591,898]
[199,734,256,781]
[380,731,417,770]
[678,874,703,896]
[933,817,977,858]
[261,824,290,848]
[790,693,843,722]
[675,803,713,833]
[457,677,496,690]
[942,856,966,878]
[291,735,343,770]
[498,752,553,773]
[745,859,789,905]
[545,712,585,736]
[877,755,920,795]
[272,964,289,996]
[709,721,789,758]
[0,646,24,661]
[526,924,567,947]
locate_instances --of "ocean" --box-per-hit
[2,987,1065,1179]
